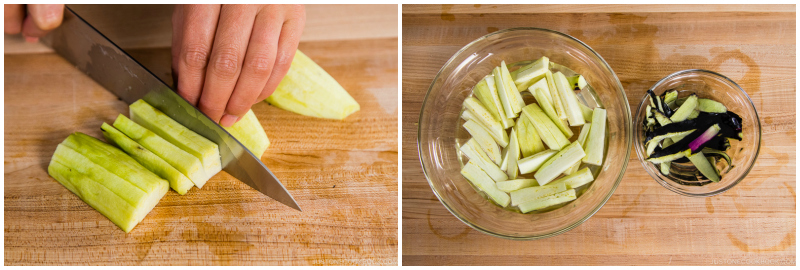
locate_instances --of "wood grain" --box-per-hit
[402,5,795,266]
[4,32,398,267]
[4,4,399,54]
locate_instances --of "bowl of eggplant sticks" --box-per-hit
[634,69,761,197]
[418,28,631,239]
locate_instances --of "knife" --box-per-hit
[41,6,301,211]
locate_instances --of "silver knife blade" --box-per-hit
[41,6,301,211]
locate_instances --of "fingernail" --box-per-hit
[24,36,39,43]
[220,114,239,127]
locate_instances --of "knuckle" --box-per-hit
[210,49,241,77]
[181,45,211,70]
[245,54,274,76]
[275,53,294,69]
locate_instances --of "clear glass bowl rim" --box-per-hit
[416,27,631,240]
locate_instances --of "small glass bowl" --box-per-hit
[633,69,762,197]
[417,28,632,240]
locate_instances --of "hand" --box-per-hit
[171,4,305,127]
[4,4,65,43]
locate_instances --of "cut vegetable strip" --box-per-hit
[568,75,587,90]
[670,94,698,122]
[473,75,514,129]
[505,128,521,179]
[460,139,508,182]
[222,109,270,157]
[550,167,595,189]
[130,100,222,183]
[60,133,165,194]
[494,66,523,118]
[510,182,566,206]
[698,98,727,113]
[518,149,558,174]
[518,189,576,213]
[529,79,574,138]
[688,151,720,182]
[516,114,545,157]
[521,103,570,150]
[50,140,168,233]
[463,120,502,165]
[496,179,538,193]
[535,141,586,185]
[689,124,721,152]
[463,96,509,147]
[102,123,194,195]
[545,71,567,121]
[266,50,360,120]
[553,72,586,126]
[461,161,511,207]
[582,108,606,166]
[513,56,549,91]
[500,61,526,110]
[114,114,208,188]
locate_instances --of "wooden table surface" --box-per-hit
[5,5,398,266]
[402,4,795,266]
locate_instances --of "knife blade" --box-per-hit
[41,6,301,211]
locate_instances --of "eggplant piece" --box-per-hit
[688,124,721,152]
[698,98,727,113]
[663,90,678,108]
[647,89,674,117]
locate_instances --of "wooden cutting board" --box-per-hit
[4,6,398,266]
[402,4,795,266]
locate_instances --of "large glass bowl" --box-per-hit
[417,28,632,240]
[634,69,761,197]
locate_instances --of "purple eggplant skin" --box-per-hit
[645,112,742,142]
[648,89,674,117]
[689,124,721,152]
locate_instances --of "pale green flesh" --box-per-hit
[461,161,511,207]
[578,102,594,122]
[463,120,502,165]
[568,75,587,90]
[130,100,222,183]
[697,98,727,113]
[505,128,520,179]
[102,123,194,195]
[114,114,208,188]
[493,67,520,118]
[535,141,586,186]
[460,139,508,182]
[671,95,698,122]
[50,144,168,233]
[223,109,269,158]
[48,161,142,233]
[517,149,557,175]
[553,72,586,126]
[496,179,538,193]
[645,129,695,157]
[510,182,566,206]
[688,151,720,182]
[545,71,567,121]
[266,50,360,120]
[530,79,574,138]
[516,114,545,157]
[464,97,509,147]
[518,189,577,213]
[60,133,164,193]
[52,145,147,207]
[500,61,526,111]
[521,103,570,150]
[474,75,513,129]
[513,56,549,90]
[582,107,607,166]
[549,167,595,189]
